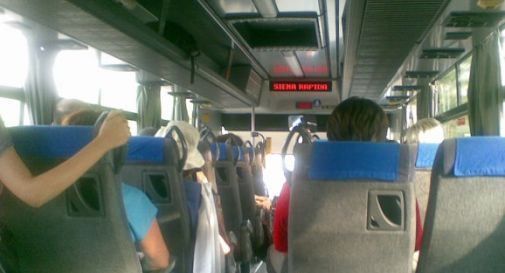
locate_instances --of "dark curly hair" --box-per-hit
[326,97,388,142]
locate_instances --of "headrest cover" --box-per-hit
[234,146,244,161]
[211,143,244,161]
[212,143,228,161]
[126,137,165,164]
[453,137,505,177]
[308,141,400,182]
[416,143,439,169]
[9,126,93,159]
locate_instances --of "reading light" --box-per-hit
[252,0,278,18]
[282,52,304,77]
[477,0,504,9]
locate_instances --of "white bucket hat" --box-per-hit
[156,121,205,170]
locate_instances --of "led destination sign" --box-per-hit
[270,81,332,92]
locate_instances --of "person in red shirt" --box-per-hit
[273,97,423,254]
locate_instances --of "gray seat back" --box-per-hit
[212,143,243,236]
[417,137,505,273]
[0,126,140,273]
[289,141,416,273]
[121,136,191,273]
[414,143,439,224]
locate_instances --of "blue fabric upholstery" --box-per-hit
[9,126,93,158]
[126,136,165,164]
[211,143,228,161]
[454,137,505,177]
[211,143,244,161]
[308,141,400,182]
[416,143,439,169]
[233,146,244,161]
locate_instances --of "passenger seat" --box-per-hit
[1,126,141,273]
[289,141,416,273]
[414,143,439,224]
[121,136,191,273]
[417,137,505,273]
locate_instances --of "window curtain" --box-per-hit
[25,42,58,125]
[136,71,161,130]
[467,31,503,136]
[416,79,433,120]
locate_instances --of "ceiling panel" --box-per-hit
[296,50,329,78]
[343,0,449,100]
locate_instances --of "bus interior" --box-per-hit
[0,0,504,272]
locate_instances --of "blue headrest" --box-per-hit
[308,141,400,182]
[211,143,228,161]
[234,146,244,161]
[453,137,505,177]
[9,126,94,159]
[211,143,244,161]
[126,137,165,164]
[416,143,439,169]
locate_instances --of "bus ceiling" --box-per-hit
[0,0,503,114]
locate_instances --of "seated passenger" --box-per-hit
[273,97,424,255]
[52,98,89,125]
[63,110,170,271]
[405,118,444,144]
[157,121,227,273]
[0,111,128,208]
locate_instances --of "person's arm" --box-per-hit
[140,220,170,270]
[0,111,129,207]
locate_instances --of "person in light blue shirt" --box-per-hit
[63,110,170,271]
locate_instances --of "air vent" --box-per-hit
[229,15,321,51]
[420,48,465,59]
[445,31,472,40]
[392,85,422,91]
[443,11,505,28]
[405,71,439,79]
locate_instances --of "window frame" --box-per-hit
[433,51,473,117]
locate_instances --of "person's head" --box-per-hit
[326,97,388,142]
[404,118,444,144]
[157,121,204,171]
[216,133,244,146]
[61,109,100,126]
[53,99,89,125]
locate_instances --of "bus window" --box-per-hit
[160,86,174,120]
[442,115,470,138]
[0,23,29,126]
[457,54,472,105]
[500,28,505,86]
[434,69,458,115]
[99,69,138,113]
[0,24,28,88]
[128,120,138,136]
[54,49,101,104]
[0,98,22,126]
[263,154,294,197]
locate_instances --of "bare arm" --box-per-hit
[0,111,129,207]
[140,220,170,270]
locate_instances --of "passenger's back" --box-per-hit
[414,143,439,224]
[417,137,505,273]
[289,141,416,273]
[0,126,140,273]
